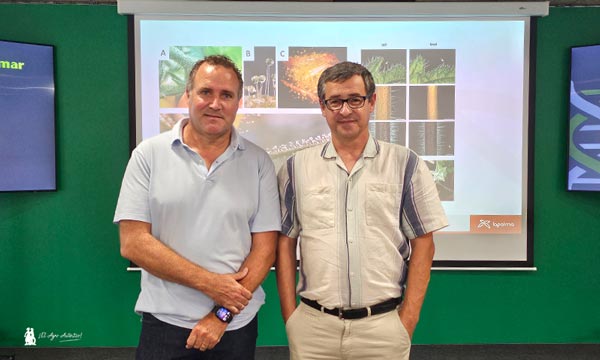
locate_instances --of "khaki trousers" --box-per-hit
[286,302,411,360]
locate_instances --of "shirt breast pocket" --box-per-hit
[301,185,335,230]
[366,183,401,227]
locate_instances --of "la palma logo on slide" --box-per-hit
[470,215,522,234]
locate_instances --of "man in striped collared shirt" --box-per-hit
[276,61,448,360]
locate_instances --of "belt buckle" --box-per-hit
[338,306,372,319]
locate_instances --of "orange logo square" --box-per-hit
[470,215,522,234]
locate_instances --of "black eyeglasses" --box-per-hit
[322,96,368,111]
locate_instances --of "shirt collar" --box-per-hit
[321,134,380,159]
[170,117,187,144]
[170,118,245,152]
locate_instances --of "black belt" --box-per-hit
[301,297,400,320]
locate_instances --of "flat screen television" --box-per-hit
[568,44,600,191]
[0,40,56,192]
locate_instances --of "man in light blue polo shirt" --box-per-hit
[114,55,280,359]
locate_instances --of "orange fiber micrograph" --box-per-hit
[281,51,340,103]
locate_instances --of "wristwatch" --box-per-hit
[212,306,233,323]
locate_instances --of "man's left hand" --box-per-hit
[185,312,228,351]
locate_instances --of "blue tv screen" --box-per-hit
[0,40,56,192]
[568,44,600,191]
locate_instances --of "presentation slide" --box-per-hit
[135,18,530,264]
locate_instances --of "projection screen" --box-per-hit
[119,1,549,269]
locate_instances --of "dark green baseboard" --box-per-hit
[1,344,599,360]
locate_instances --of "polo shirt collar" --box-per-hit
[171,117,187,144]
[170,118,246,152]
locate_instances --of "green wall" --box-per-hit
[0,4,599,347]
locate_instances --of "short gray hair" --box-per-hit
[317,61,376,101]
